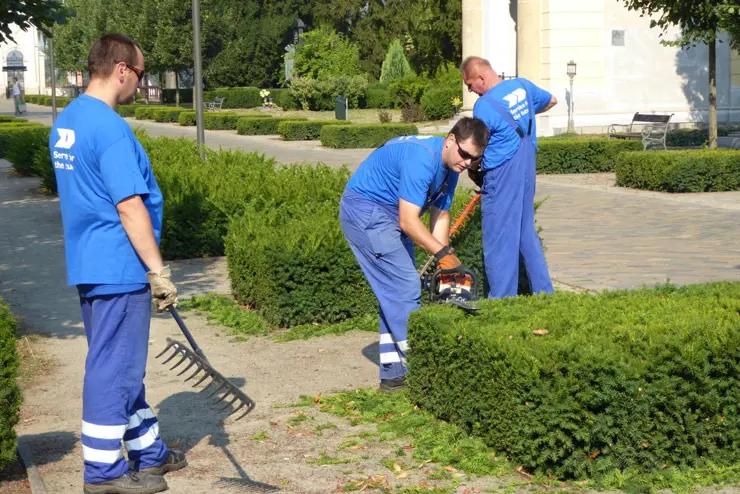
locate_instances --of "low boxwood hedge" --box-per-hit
[407,282,740,480]
[134,106,164,120]
[153,107,189,123]
[236,117,307,136]
[204,87,261,109]
[615,149,740,192]
[117,105,139,118]
[0,297,22,471]
[2,126,51,173]
[320,124,418,149]
[537,139,643,173]
[278,120,336,141]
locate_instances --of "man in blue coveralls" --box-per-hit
[340,117,490,392]
[51,34,185,494]
[461,56,558,299]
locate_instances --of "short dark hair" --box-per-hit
[88,34,142,80]
[449,116,490,149]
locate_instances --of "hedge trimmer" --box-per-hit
[419,191,482,313]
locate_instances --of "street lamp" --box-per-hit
[192,0,205,159]
[567,60,577,133]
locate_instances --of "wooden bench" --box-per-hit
[204,96,225,111]
[608,112,674,150]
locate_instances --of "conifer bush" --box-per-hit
[407,282,740,480]
[0,297,22,471]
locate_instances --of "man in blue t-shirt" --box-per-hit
[340,117,489,392]
[461,56,557,299]
[52,34,184,494]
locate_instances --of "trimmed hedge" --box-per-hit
[269,89,300,110]
[615,149,740,192]
[177,111,271,127]
[153,107,190,123]
[117,105,138,118]
[420,86,460,121]
[204,87,261,109]
[134,106,163,120]
[25,95,73,107]
[537,139,643,174]
[278,120,337,141]
[320,124,418,149]
[204,113,242,130]
[236,117,307,136]
[407,282,740,480]
[0,297,22,471]
[3,126,51,175]
[161,88,193,104]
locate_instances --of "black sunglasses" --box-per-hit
[116,61,145,82]
[455,138,482,163]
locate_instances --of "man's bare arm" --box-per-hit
[398,199,446,255]
[429,207,450,247]
[116,195,165,273]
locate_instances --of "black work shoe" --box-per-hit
[137,449,188,476]
[380,377,407,393]
[83,471,168,494]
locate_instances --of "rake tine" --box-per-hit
[176,359,198,377]
[213,389,233,405]
[234,402,255,421]
[193,372,212,389]
[169,353,190,371]
[206,381,227,399]
[161,348,184,365]
[217,395,239,412]
[184,364,204,383]
[155,340,177,359]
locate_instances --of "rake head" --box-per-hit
[155,337,256,421]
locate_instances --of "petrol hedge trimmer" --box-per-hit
[419,191,482,313]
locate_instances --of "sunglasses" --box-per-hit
[455,138,482,164]
[117,61,145,82]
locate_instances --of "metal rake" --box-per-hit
[155,307,256,421]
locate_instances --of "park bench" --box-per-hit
[205,96,225,111]
[608,112,674,150]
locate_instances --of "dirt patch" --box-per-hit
[0,455,31,494]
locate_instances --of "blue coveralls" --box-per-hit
[474,79,555,298]
[51,95,169,484]
[339,136,458,380]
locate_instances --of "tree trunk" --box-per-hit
[709,35,717,149]
[175,72,181,107]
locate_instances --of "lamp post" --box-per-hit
[567,60,576,133]
[192,0,205,159]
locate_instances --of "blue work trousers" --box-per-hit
[79,287,169,484]
[481,137,554,298]
[339,189,420,380]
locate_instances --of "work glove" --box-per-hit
[433,245,462,271]
[146,265,179,313]
[468,168,483,188]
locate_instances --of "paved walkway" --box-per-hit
[10,100,740,291]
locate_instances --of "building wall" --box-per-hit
[471,0,740,135]
[0,25,47,96]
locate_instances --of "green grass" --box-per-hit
[307,451,361,466]
[303,389,740,494]
[251,430,270,441]
[178,293,377,341]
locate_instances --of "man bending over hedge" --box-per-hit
[340,117,489,392]
[51,34,184,494]
[462,56,557,299]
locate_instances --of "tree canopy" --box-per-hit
[1,0,74,44]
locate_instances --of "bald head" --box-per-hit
[460,56,500,96]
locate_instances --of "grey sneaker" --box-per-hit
[379,377,407,393]
[83,471,167,494]
[137,449,188,476]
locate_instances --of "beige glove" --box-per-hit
[146,266,179,313]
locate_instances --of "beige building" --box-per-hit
[463,0,740,135]
[0,25,49,97]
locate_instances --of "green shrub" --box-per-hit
[615,149,740,192]
[134,106,163,120]
[203,113,242,130]
[289,75,369,111]
[537,139,643,173]
[0,116,25,123]
[278,120,336,141]
[236,117,307,136]
[117,105,138,118]
[365,84,393,109]
[178,111,197,126]
[204,87,261,109]
[0,297,22,471]
[389,75,433,108]
[0,126,44,158]
[6,126,51,176]
[420,86,461,121]
[665,126,740,148]
[320,124,418,148]
[33,145,56,194]
[270,88,299,110]
[380,39,415,84]
[161,88,193,104]
[24,95,38,104]
[154,107,189,123]
[408,282,740,480]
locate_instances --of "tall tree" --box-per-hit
[619,0,740,149]
[1,0,74,44]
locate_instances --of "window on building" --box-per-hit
[612,30,625,47]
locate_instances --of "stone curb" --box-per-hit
[17,442,49,494]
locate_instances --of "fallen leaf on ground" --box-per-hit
[532,329,549,335]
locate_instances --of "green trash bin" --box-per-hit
[334,95,348,121]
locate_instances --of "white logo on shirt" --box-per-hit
[503,88,527,108]
[54,128,76,149]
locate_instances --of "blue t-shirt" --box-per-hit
[51,94,163,290]
[346,136,458,212]
[473,78,552,170]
